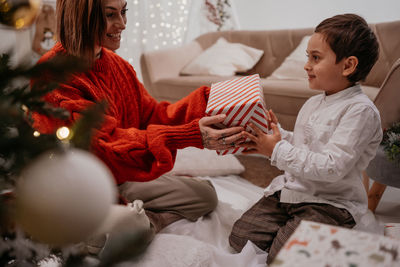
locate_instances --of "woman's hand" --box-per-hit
[239,122,281,157]
[199,114,245,150]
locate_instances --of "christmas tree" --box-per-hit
[1,1,151,264]
[0,53,150,266]
[0,53,90,189]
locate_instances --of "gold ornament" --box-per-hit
[0,0,41,29]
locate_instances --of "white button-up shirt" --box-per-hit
[266,84,382,223]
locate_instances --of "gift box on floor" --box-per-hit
[384,223,400,240]
[205,74,269,155]
[270,220,400,267]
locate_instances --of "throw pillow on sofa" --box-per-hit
[269,35,311,80]
[180,37,264,76]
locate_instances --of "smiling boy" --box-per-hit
[229,14,382,264]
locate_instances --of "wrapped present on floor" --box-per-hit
[384,223,400,240]
[270,220,400,267]
[205,74,269,155]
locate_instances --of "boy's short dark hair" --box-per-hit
[315,14,379,83]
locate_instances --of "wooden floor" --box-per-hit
[235,155,283,188]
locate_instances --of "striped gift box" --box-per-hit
[205,74,269,155]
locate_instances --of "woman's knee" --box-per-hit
[118,175,218,220]
[184,179,218,219]
[201,180,218,213]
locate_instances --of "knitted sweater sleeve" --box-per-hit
[32,52,210,184]
[93,83,210,184]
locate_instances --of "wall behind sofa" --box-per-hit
[232,0,400,30]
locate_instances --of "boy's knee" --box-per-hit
[229,231,247,253]
[229,219,250,252]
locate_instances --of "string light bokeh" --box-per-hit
[117,0,191,80]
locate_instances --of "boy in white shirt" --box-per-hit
[229,14,382,264]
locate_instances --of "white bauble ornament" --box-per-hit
[15,148,117,246]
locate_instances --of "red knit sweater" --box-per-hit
[33,43,210,184]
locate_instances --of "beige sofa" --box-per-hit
[140,20,400,130]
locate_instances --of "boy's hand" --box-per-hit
[266,109,278,130]
[239,122,281,157]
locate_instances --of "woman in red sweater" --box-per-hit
[33,0,245,240]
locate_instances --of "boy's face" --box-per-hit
[304,33,351,95]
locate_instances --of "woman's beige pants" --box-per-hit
[118,174,218,221]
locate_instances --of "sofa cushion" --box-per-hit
[269,35,311,80]
[361,84,380,101]
[261,77,379,108]
[180,37,264,76]
[153,75,235,102]
[262,78,316,98]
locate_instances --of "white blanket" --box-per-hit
[128,174,385,267]
[128,175,268,267]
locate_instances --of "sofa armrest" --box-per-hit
[373,57,400,129]
[140,41,203,94]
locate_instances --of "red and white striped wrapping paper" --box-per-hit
[205,74,269,155]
